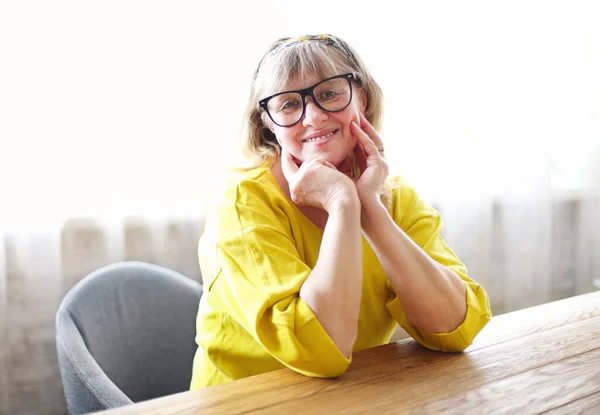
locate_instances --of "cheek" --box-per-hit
[343,102,361,125]
[273,127,291,145]
[341,109,361,143]
[273,128,304,155]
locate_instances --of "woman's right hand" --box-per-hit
[280,150,358,212]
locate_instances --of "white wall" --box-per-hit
[1,0,598,231]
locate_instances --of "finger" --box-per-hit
[352,121,382,159]
[280,150,299,181]
[359,113,385,150]
[317,158,337,170]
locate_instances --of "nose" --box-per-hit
[302,96,328,126]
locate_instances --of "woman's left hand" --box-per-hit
[351,113,389,206]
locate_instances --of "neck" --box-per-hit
[270,158,291,198]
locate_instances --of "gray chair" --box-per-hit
[56,261,203,414]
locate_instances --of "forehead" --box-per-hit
[280,73,331,92]
[261,47,348,95]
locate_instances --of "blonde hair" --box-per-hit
[238,34,384,167]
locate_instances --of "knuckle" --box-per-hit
[290,189,302,203]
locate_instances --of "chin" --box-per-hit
[305,151,345,165]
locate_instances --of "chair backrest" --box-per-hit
[56,261,203,414]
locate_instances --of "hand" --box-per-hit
[280,150,357,212]
[350,113,389,205]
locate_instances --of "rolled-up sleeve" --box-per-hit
[387,277,491,351]
[386,181,492,352]
[208,223,351,378]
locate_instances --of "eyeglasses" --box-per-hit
[258,73,355,127]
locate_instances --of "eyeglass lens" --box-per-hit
[266,77,351,126]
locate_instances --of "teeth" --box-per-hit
[305,131,335,143]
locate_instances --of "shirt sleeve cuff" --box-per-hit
[386,281,491,352]
[291,298,352,378]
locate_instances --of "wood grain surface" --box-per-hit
[104,291,600,415]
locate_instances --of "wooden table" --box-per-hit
[107,291,600,414]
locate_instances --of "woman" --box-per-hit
[190,34,491,390]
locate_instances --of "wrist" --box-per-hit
[359,193,383,210]
[360,197,389,232]
[325,188,361,215]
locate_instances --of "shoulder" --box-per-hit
[220,164,282,204]
[386,176,439,229]
[216,163,292,215]
[204,163,294,240]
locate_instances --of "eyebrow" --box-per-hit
[274,76,332,95]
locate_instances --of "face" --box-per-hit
[267,73,366,168]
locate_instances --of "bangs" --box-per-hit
[258,41,356,98]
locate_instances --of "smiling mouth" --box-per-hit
[303,130,338,143]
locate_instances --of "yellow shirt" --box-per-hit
[190,163,491,390]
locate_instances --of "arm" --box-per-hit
[300,196,362,357]
[210,224,357,378]
[351,115,491,351]
[361,195,467,334]
[375,187,491,351]
[282,153,363,358]
[204,156,362,379]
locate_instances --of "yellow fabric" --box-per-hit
[190,164,492,390]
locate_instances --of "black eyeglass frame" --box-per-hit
[258,73,356,127]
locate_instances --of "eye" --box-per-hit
[279,99,300,112]
[319,90,340,101]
